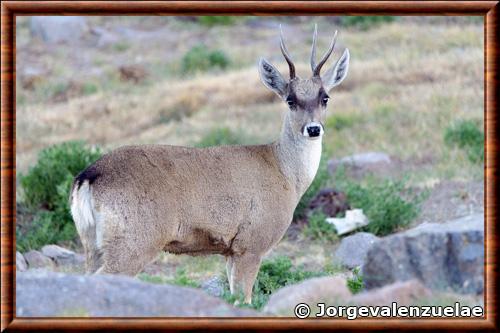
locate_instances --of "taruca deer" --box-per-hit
[70,25,349,304]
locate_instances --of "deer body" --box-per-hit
[71,25,349,304]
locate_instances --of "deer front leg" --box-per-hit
[230,252,262,304]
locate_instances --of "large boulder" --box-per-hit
[30,17,88,44]
[263,276,351,315]
[351,280,432,306]
[16,271,258,317]
[41,245,85,268]
[334,232,380,269]
[23,250,55,270]
[362,214,484,295]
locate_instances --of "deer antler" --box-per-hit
[280,25,296,79]
[311,26,338,77]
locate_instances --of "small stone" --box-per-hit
[334,232,379,269]
[201,276,225,298]
[326,209,369,235]
[41,245,84,267]
[24,250,55,269]
[328,152,391,175]
[16,251,28,272]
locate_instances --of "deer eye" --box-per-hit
[286,98,296,109]
[321,96,330,106]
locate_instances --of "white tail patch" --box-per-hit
[71,181,98,242]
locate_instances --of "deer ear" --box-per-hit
[322,49,350,92]
[258,58,288,98]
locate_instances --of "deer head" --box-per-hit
[258,25,350,140]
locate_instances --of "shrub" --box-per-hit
[444,119,484,163]
[294,157,330,220]
[333,168,423,236]
[17,141,102,251]
[302,211,338,242]
[181,45,230,73]
[347,267,364,294]
[197,16,237,27]
[195,127,247,148]
[340,16,396,30]
[325,113,361,131]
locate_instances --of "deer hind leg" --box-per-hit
[230,253,262,304]
[97,226,162,276]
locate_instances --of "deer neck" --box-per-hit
[273,112,322,199]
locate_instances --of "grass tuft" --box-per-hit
[444,119,484,163]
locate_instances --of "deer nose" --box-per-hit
[303,122,324,138]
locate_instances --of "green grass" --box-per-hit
[332,168,424,236]
[302,211,338,242]
[181,45,230,74]
[195,127,249,148]
[197,16,238,27]
[340,16,396,30]
[17,141,102,251]
[138,268,200,288]
[444,119,484,163]
[347,267,364,294]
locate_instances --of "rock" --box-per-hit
[30,17,88,44]
[326,209,370,235]
[351,280,432,306]
[16,252,28,272]
[308,188,350,217]
[23,250,55,269]
[328,152,391,175]
[334,232,380,269]
[263,276,351,315]
[201,276,225,298]
[16,271,259,317]
[362,214,484,295]
[41,245,84,267]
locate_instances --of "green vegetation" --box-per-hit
[340,16,396,30]
[302,211,338,242]
[138,268,200,288]
[195,127,248,148]
[333,168,424,236]
[325,113,361,131]
[181,45,230,73]
[17,141,102,251]
[444,119,484,163]
[222,256,326,310]
[347,267,364,294]
[197,16,237,27]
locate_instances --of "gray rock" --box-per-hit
[16,251,28,272]
[41,245,84,267]
[351,279,432,306]
[23,250,55,269]
[362,214,484,295]
[201,276,225,298]
[30,17,88,44]
[263,276,351,315]
[328,152,391,175]
[16,271,259,317]
[334,232,380,269]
